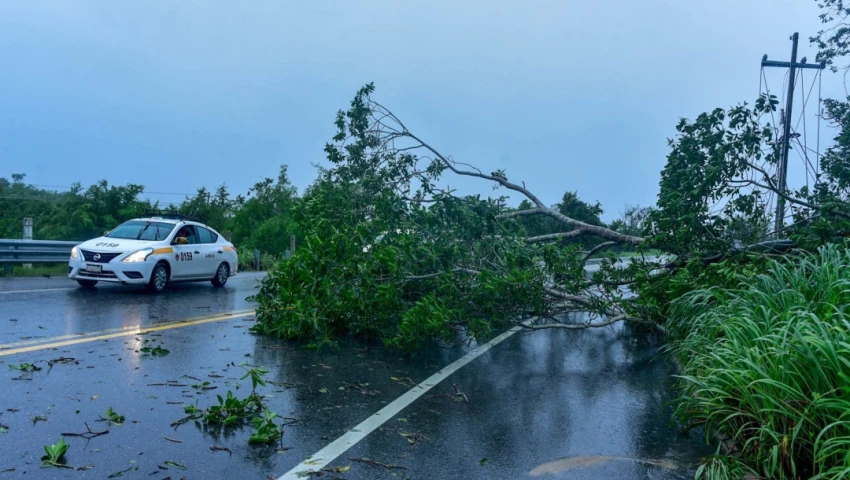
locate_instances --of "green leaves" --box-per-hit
[248,408,282,444]
[8,362,41,372]
[139,346,169,356]
[239,363,268,390]
[649,95,779,258]
[102,407,125,426]
[41,438,70,467]
[201,390,257,424]
[173,364,284,448]
[668,245,850,479]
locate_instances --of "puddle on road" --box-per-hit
[529,455,678,477]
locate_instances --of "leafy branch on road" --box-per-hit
[249,408,282,444]
[9,362,43,372]
[41,438,71,468]
[171,363,286,445]
[98,407,125,426]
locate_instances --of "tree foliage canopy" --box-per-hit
[252,77,850,348]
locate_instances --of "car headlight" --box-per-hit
[122,248,154,263]
[70,246,79,260]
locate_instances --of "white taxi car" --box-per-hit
[68,217,238,292]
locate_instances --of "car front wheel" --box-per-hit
[211,263,229,287]
[147,262,169,293]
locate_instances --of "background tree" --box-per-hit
[0,167,301,263]
[609,205,651,238]
[514,191,606,249]
[178,185,234,233]
[227,165,300,255]
[0,175,157,241]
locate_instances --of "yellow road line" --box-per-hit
[0,309,256,350]
[0,287,75,295]
[0,309,256,357]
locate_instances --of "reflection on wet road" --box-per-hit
[0,274,713,479]
[0,274,262,344]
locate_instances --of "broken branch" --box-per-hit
[349,457,407,470]
[61,422,109,439]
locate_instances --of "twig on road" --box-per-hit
[349,457,407,470]
[343,382,378,396]
[62,423,109,439]
[425,383,469,403]
[210,445,232,456]
[48,357,77,367]
[268,380,312,394]
[281,417,300,426]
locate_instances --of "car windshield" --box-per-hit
[106,221,175,241]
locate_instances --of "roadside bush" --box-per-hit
[237,249,282,272]
[667,244,850,479]
[238,249,256,271]
[260,252,282,271]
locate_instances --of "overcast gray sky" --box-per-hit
[0,0,841,221]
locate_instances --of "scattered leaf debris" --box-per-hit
[210,445,232,456]
[106,465,138,478]
[350,457,406,470]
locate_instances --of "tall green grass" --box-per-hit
[667,244,850,480]
[0,263,68,277]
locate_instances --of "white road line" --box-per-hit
[0,287,75,295]
[278,325,522,480]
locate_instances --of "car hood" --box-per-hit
[77,237,164,253]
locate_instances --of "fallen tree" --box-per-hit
[252,83,850,348]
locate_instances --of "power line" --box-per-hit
[760,32,826,232]
[816,69,822,182]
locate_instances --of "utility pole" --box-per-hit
[761,32,825,232]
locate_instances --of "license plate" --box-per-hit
[85,264,102,273]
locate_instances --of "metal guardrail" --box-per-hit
[0,239,77,264]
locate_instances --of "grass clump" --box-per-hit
[667,244,850,479]
[0,263,67,278]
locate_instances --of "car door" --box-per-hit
[195,226,221,278]
[170,225,204,278]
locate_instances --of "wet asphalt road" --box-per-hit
[0,273,713,479]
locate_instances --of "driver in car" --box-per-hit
[174,227,191,245]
